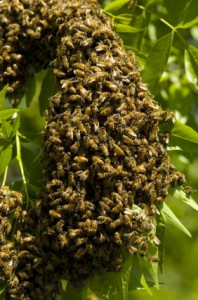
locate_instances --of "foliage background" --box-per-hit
[102,1,198,299]
[0,0,198,299]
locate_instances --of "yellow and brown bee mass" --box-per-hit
[0,0,185,297]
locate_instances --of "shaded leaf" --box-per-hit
[38,68,57,116]
[184,49,198,93]
[142,32,173,94]
[64,282,88,300]
[159,202,191,237]
[0,143,12,176]
[25,75,36,107]
[156,214,166,275]
[113,251,133,300]
[170,120,198,152]
[0,85,8,108]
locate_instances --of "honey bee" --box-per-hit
[92,156,104,166]
[49,210,61,219]
[112,203,122,214]
[77,85,88,98]
[100,107,112,117]
[68,95,82,102]
[5,260,14,277]
[123,214,132,228]
[75,170,89,181]
[127,245,137,255]
[1,242,15,251]
[17,271,29,281]
[149,255,160,262]
[99,201,110,211]
[84,135,98,150]
[55,220,64,233]
[113,143,125,157]
[61,36,74,49]
[114,232,122,246]
[70,140,80,153]
[58,233,69,248]
[23,235,35,243]
[149,234,160,246]
[68,229,82,239]
[99,143,109,157]
[75,237,88,246]
[110,217,123,229]
[74,156,88,164]
[80,38,93,47]
[74,248,86,260]
[74,69,85,77]
[18,250,33,260]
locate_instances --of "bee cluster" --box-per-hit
[0,0,185,297]
[0,187,62,299]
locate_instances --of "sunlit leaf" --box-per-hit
[104,0,130,13]
[177,16,198,28]
[184,49,198,93]
[112,14,133,25]
[142,32,173,94]
[0,143,12,176]
[140,273,152,295]
[159,202,191,237]
[115,24,143,33]
[167,188,198,211]
[176,0,198,29]
[0,85,8,108]
[0,109,20,121]
[170,120,198,152]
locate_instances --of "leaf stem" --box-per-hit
[1,165,8,187]
[16,131,30,207]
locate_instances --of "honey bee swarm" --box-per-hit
[0,0,185,295]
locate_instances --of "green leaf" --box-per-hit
[64,282,88,300]
[156,215,166,275]
[1,121,13,140]
[140,274,152,295]
[176,0,198,29]
[167,188,198,211]
[159,202,191,237]
[142,32,174,94]
[104,0,130,14]
[38,68,57,116]
[25,74,36,107]
[112,14,133,25]
[177,16,198,28]
[170,120,198,152]
[0,85,8,108]
[114,251,132,300]
[0,143,12,176]
[184,49,198,93]
[189,44,198,65]
[0,109,20,121]
[142,256,159,290]
[115,24,143,33]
